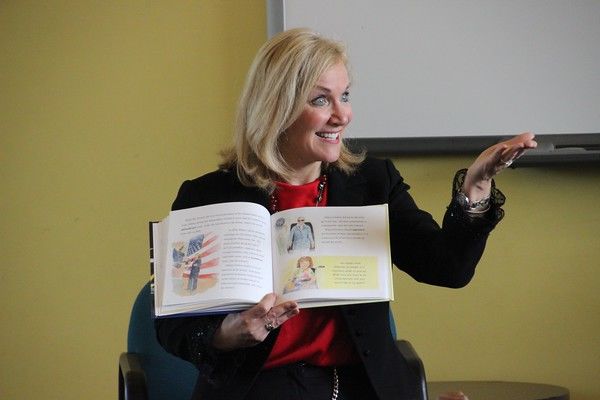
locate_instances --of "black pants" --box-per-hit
[244,362,379,400]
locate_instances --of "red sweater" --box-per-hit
[263,178,360,369]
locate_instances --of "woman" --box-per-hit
[287,217,315,252]
[156,28,537,400]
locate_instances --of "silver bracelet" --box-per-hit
[456,191,491,212]
[467,194,490,211]
[465,205,491,214]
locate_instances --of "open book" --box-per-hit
[150,203,393,317]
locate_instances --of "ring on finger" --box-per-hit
[264,319,275,331]
[264,311,277,331]
[504,159,513,167]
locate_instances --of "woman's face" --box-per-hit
[279,62,352,180]
[299,259,311,269]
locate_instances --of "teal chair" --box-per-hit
[119,282,428,400]
[119,282,197,400]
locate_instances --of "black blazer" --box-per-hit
[156,157,501,400]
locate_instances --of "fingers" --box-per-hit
[506,131,534,144]
[498,132,538,165]
[255,294,299,326]
[240,295,299,337]
[246,294,281,334]
[248,293,277,318]
[213,294,299,351]
[504,132,537,151]
[268,300,300,328]
[438,391,469,400]
[499,143,526,164]
[262,299,299,330]
[467,132,536,185]
[499,145,518,163]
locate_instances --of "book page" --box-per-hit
[271,204,393,305]
[156,202,273,315]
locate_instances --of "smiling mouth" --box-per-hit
[316,132,340,141]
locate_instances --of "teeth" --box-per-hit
[316,132,339,140]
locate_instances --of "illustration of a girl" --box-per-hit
[284,256,318,294]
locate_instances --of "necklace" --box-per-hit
[269,174,327,214]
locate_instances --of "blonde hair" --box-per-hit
[220,28,365,191]
[296,256,314,269]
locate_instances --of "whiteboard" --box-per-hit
[268,0,600,156]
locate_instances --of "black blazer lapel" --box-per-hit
[327,168,368,207]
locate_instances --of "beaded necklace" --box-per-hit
[269,174,327,214]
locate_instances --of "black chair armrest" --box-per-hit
[396,340,428,400]
[119,352,149,400]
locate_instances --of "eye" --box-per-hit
[341,91,350,103]
[310,96,329,107]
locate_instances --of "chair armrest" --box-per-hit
[396,340,428,400]
[119,352,149,400]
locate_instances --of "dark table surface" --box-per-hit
[427,381,569,400]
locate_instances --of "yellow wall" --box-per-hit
[1,2,598,399]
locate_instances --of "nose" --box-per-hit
[329,101,352,127]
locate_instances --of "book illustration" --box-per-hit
[279,255,379,294]
[274,217,289,255]
[287,217,315,252]
[170,232,220,296]
[283,256,323,294]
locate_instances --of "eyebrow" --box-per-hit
[314,84,351,93]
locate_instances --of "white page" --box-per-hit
[270,205,392,304]
[152,218,168,314]
[159,202,273,313]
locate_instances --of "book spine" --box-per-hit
[148,221,156,296]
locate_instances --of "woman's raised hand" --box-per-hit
[462,132,537,200]
[212,293,299,351]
